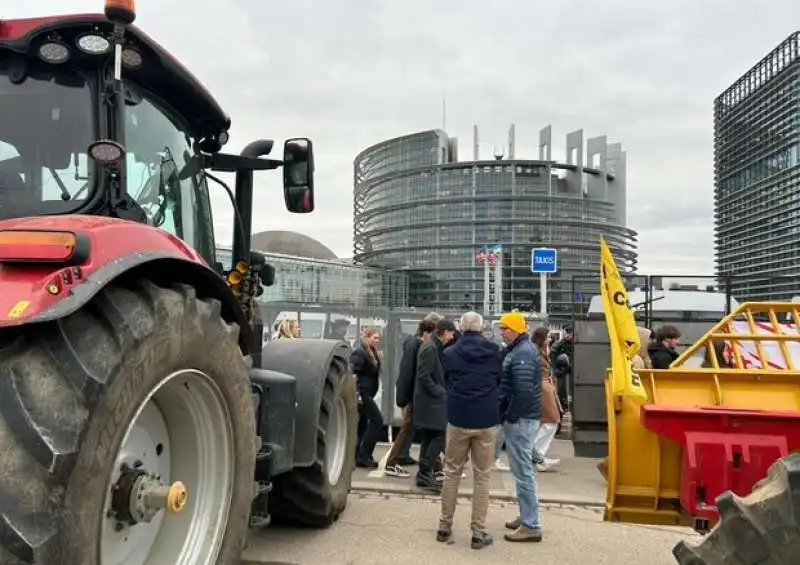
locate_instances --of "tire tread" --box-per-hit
[673,453,800,565]
[0,280,251,563]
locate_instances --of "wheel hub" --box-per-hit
[100,369,234,565]
[110,465,188,527]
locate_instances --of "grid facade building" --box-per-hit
[353,127,638,317]
[216,248,408,308]
[714,31,800,300]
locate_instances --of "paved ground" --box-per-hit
[352,439,607,505]
[243,440,699,564]
[243,492,696,565]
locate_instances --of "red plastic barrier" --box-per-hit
[641,405,800,519]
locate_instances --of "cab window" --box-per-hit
[123,88,216,264]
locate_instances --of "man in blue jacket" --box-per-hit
[436,312,501,550]
[497,311,543,542]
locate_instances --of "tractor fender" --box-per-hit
[0,216,251,352]
[260,338,352,467]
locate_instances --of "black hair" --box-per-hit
[436,318,457,334]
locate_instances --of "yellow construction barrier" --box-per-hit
[604,302,800,529]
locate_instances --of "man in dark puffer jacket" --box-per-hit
[497,311,543,543]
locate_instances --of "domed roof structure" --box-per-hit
[251,230,337,260]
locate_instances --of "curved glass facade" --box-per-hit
[354,129,638,318]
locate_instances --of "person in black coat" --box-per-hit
[351,326,384,468]
[413,318,456,490]
[649,325,681,369]
[385,316,440,476]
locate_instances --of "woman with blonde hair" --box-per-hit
[351,326,383,467]
[274,318,300,340]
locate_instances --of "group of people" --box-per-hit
[350,310,567,549]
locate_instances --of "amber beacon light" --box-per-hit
[104,0,136,26]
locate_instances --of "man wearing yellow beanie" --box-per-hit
[496,311,543,542]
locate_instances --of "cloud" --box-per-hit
[8,1,800,270]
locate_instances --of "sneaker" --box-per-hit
[356,457,378,469]
[471,531,494,549]
[494,458,510,471]
[436,521,452,542]
[384,464,410,478]
[398,456,418,466]
[504,525,543,542]
[536,458,560,472]
[505,517,521,530]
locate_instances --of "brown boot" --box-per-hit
[504,525,543,542]
[597,458,608,482]
[505,517,521,530]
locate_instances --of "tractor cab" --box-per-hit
[0,3,313,269]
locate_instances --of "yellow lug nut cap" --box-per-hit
[166,481,188,513]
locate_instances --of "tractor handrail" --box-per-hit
[671,301,800,371]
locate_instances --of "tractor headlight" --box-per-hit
[38,41,70,64]
[76,33,112,55]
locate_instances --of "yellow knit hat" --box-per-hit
[499,311,527,334]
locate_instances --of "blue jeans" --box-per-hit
[503,418,541,529]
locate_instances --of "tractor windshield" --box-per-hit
[0,63,93,220]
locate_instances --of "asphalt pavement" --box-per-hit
[242,440,699,564]
[352,439,607,505]
[243,492,695,565]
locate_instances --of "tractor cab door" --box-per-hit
[123,83,217,266]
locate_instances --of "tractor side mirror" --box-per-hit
[259,263,275,287]
[283,138,314,214]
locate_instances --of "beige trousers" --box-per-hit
[439,424,498,533]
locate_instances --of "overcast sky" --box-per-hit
[10,1,800,276]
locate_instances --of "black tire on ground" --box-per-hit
[673,453,800,565]
[0,280,257,564]
[270,354,358,527]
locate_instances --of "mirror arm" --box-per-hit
[208,153,284,172]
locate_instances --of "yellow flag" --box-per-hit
[599,236,648,402]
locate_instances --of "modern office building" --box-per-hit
[714,31,800,300]
[217,231,408,308]
[353,125,638,317]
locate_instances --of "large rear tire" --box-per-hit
[269,354,357,527]
[673,453,800,565]
[0,280,257,564]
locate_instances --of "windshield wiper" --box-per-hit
[48,167,72,201]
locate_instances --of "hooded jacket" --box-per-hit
[648,341,679,369]
[442,331,502,429]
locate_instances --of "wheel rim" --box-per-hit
[325,395,348,486]
[100,369,234,565]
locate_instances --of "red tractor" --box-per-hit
[0,3,358,564]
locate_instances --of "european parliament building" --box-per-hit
[353,125,638,317]
[714,31,800,300]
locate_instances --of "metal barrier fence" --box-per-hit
[258,302,550,429]
[569,273,800,458]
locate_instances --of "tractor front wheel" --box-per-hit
[0,280,257,564]
[270,354,358,527]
